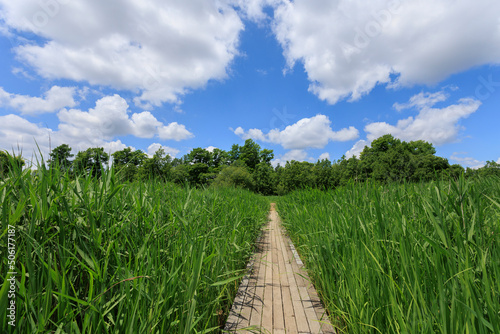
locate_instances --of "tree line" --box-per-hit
[1,134,499,195]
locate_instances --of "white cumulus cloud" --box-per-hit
[365,97,481,145]
[0,94,191,163]
[318,152,330,161]
[450,153,485,169]
[0,86,77,115]
[346,140,369,158]
[272,0,500,104]
[233,114,359,150]
[0,113,128,164]
[271,149,310,167]
[58,95,193,141]
[346,91,482,158]
[147,143,180,158]
[1,0,244,106]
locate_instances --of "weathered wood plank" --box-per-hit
[261,226,274,330]
[225,204,335,333]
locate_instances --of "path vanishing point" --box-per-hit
[224,203,336,334]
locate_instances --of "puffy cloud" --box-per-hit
[0,86,77,115]
[158,123,194,141]
[364,97,481,145]
[147,143,180,158]
[0,94,191,162]
[205,146,217,152]
[346,140,369,158]
[58,95,193,141]
[233,114,359,149]
[318,152,330,161]
[450,153,485,169]
[229,0,282,21]
[0,113,127,164]
[272,0,500,104]
[1,0,244,106]
[271,149,310,167]
[346,91,481,158]
[393,91,449,112]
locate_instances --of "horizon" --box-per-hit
[1,0,499,169]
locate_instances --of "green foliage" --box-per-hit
[212,165,255,191]
[137,147,171,181]
[112,147,148,182]
[0,162,269,333]
[277,160,315,194]
[467,160,500,178]
[39,134,497,194]
[73,147,109,178]
[0,151,25,178]
[48,144,73,172]
[253,162,275,195]
[278,176,500,333]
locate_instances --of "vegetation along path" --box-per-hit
[224,203,335,333]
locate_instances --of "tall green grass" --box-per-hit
[0,161,269,333]
[278,176,500,333]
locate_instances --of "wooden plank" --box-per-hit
[271,216,285,331]
[282,243,310,332]
[248,240,266,329]
[261,224,274,330]
[224,262,251,330]
[298,286,322,333]
[238,254,259,328]
[225,204,336,333]
[276,224,298,334]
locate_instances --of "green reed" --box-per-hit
[0,160,269,333]
[278,176,500,333]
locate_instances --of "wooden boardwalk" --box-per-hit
[224,204,335,334]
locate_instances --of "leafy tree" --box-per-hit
[48,144,73,172]
[239,139,261,170]
[112,147,147,181]
[411,154,450,182]
[254,162,276,195]
[187,163,210,186]
[210,148,229,168]
[212,165,255,191]
[468,160,500,178]
[228,144,241,164]
[277,161,315,194]
[138,147,172,180]
[259,149,274,165]
[73,147,109,178]
[171,164,189,185]
[187,148,212,165]
[313,159,334,189]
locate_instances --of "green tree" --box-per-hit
[212,165,255,191]
[138,147,172,180]
[278,161,315,194]
[73,147,109,178]
[239,139,261,170]
[48,144,73,172]
[228,144,241,164]
[313,159,334,189]
[254,162,276,195]
[112,147,147,181]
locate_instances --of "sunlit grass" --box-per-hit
[278,176,500,333]
[0,160,269,333]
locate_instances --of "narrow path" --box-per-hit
[224,203,335,333]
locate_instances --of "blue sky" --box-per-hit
[0,0,499,168]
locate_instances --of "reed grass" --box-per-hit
[0,160,269,333]
[278,176,500,333]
